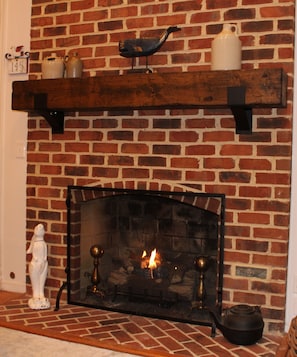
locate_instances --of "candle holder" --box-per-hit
[87,244,105,297]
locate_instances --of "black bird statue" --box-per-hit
[119,26,181,72]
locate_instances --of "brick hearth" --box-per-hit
[0,295,281,357]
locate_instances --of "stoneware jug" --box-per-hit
[42,53,64,79]
[211,23,241,71]
[65,52,83,78]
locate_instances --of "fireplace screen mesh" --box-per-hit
[66,186,225,329]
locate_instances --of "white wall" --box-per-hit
[285,4,297,329]
[0,0,31,292]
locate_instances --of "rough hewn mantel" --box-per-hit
[12,68,287,134]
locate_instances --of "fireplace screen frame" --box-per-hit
[65,185,225,331]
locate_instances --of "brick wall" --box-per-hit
[27,0,294,333]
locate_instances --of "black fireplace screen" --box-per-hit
[66,186,225,331]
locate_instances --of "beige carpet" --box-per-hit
[0,326,136,356]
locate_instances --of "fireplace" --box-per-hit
[65,185,225,333]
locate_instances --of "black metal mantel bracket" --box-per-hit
[34,93,64,134]
[227,86,252,134]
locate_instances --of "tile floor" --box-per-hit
[0,294,282,357]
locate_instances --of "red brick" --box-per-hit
[220,171,251,183]
[31,17,54,27]
[253,254,288,268]
[185,170,215,181]
[153,145,181,155]
[64,166,89,177]
[112,6,138,17]
[122,118,149,128]
[223,277,249,290]
[225,224,250,238]
[56,13,81,24]
[271,241,288,254]
[108,155,134,166]
[274,214,290,226]
[40,165,62,175]
[276,159,291,170]
[56,36,80,48]
[70,23,94,34]
[207,0,237,9]
[225,8,256,21]
[153,169,181,181]
[260,5,294,18]
[242,20,273,33]
[239,158,272,170]
[233,291,266,305]
[65,142,90,152]
[122,168,149,179]
[261,33,294,46]
[52,154,76,164]
[204,158,235,169]
[239,186,271,197]
[44,26,67,37]
[185,118,215,129]
[238,212,270,225]
[185,145,215,155]
[171,157,199,168]
[107,130,133,141]
[71,0,94,11]
[83,9,108,21]
[254,199,290,213]
[236,238,269,252]
[27,153,50,163]
[45,3,68,14]
[80,155,104,165]
[138,156,166,167]
[224,250,250,264]
[138,131,166,142]
[169,131,198,142]
[253,227,288,240]
[92,167,119,178]
[190,11,220,24]
[203,131,235,142]
[256,173,290,185]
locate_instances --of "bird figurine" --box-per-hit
[119,26,181,72]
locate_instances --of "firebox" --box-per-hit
[64,185,225,334]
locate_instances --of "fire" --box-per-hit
[140,248,160,270]
[148,248,157,269]
[142,250,147,259]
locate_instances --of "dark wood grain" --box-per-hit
[12,68,287,112]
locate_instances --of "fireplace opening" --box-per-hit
[66,186,225,332]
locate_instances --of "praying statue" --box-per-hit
[26,223,50,310]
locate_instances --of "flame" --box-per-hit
[141,248,160,270]
[148,248,157,269]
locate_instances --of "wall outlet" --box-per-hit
[8,57,28,74]
[15,141,26,159]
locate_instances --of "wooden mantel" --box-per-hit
[11,68,287,134]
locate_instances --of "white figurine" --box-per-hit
[26,223,50,310]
